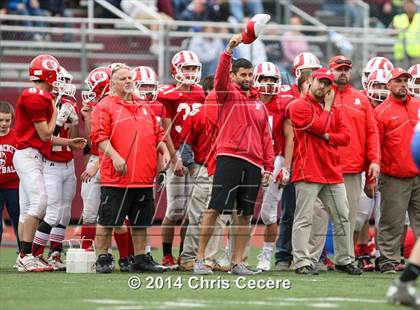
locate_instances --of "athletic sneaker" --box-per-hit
[193,259,213,275]
[217,247,231,270]
[147,253,170,271]
[395,259,406,272]
[256,248,272,271]
[319,250,335,271]
[161,254,176,266]
[275,261,291,271]
[107,253,116,271]
[96,254,113,273]
[380,262,397,274]
[356,255,374,272]
[245,264,262,274]
[18,254,52,272]
[231,262,258,276]
[295,265,319,275]
[118,256,132,272]
[335,263,363,275]
[387,279,420,309]
[48,251,66,271]
[129,254,163,273]
[13,254,19,269]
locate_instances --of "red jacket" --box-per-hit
[289,94,350,184]
[375,95,420,178]
[202,91,219,176]
[0,129,19,189]
[334,85,380,173]
[214,52,274,173]
[90,95,165,188]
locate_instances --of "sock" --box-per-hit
[21,241,32,256]
[163,243,172,256]
[145,245,151,255]
[50,225,66,252]
[125,224,134,256]
[80,224,96,249]
[114,229,130,259]
[179,242,184,257]
[263,242,274,252]
[400,263,420,282]
[358,244,369,256]
[400,246,405,259]
[32,221,53,257]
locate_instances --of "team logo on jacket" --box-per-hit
[354,98,361,105]
[255,101,262,110]
[0,151,5,167]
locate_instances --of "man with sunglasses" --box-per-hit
[288,68,361,275]
[307,56,380,268]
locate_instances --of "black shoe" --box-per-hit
[380,262,396,274]
[129,254,163,273]
[335,263,363,275]
[118,256,133,272]
[146,253,169,271]
[295,265,319,275]
[96,254,113,273]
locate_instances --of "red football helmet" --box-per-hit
[292,52,321,82]
[407,64,420,98]
[132,66,159,101]
[29,54,60,85]
[253,62,281,95]
[366,69,389,102]
[82,67,111,104]
[171,50,201,85]
[362,57,393,90]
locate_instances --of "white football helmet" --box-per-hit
[53,66,76,97]
[362,57,393,90]
[292,52,322,82]
[253,62,281,95]
[171,50,202,85]
[407,64,420,98]
[367,69,389,102]
[132,66,159,101]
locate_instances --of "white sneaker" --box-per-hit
[387,279,420,309]
[217,247,232,270]
[35,255,54,272]
[13,254,19,269]
[256,248,272,271]
[48,251,66,271]
[17,254,51,272]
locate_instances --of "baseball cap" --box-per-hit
[329,55,353,69]
[387,68,412,82]
[312,68,334,84]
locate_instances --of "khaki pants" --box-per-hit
[377,174,420,265]
[308,173,361,262]
[292,182,352,269]
[180,166,227,266]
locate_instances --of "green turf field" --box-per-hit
[0,247,410,310]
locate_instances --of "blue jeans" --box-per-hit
[228,0,263,22]
[275,183,296,264]
[0,188,20,249]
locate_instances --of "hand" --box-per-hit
[276,167,290,188]
[173,159,185,177]
[156,171,166,193]
[300,79,311,96]
[364,182,377,199]
[322,133,330,142]
[80,104,92,120]
[368,163,380,180]
[261,172,273,187]
[324,89,335,111]
[112,154,127,176]
[68,137,87,149]
[68,106,79,126]
[189,165,198,177]
[56,104,73,126]
[81,165,99,183]
[226,34,243,54]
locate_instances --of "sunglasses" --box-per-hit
[334,59,352,66]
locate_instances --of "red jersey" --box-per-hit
[278,84,301,100]
[46,96,78,163]
[148,100,166,123]
[288,94,350,184]
[202,91,219,176]
[375,95,420,178]
[0,129,19,188]
[15,88,54,156]
[214,52,274,173]
[157,84,205,149]
[87,101,99,156]
[90,95,165,187]
[334,85,380,173]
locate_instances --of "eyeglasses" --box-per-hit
[110,63,126,76]
[334,59,352,66]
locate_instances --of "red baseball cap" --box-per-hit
[387,68,412,82]
[313,68,334,84]
[329,55,352,69]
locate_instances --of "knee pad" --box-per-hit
[28,193,48,220]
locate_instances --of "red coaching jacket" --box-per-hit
[214,52,274,173]
[90,95,165,188]
[289,94,350,184]
[0,129,19,189]
[334,85,380,173]
[375,95,420,178]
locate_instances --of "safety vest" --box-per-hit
[393,13,420,60]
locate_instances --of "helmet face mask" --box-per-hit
[132,66,159,101]
[253,62,281,95]
[53,67,76,97]
[171,51,202,85]
[407,64,420,98]
[367,69,389,103]
[362,57,393,90]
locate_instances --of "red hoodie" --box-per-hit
[90,95,165,187]
[375,95,420,178]
[334,85,380,173]
[213,52,274,173]
[288,94,350,184]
